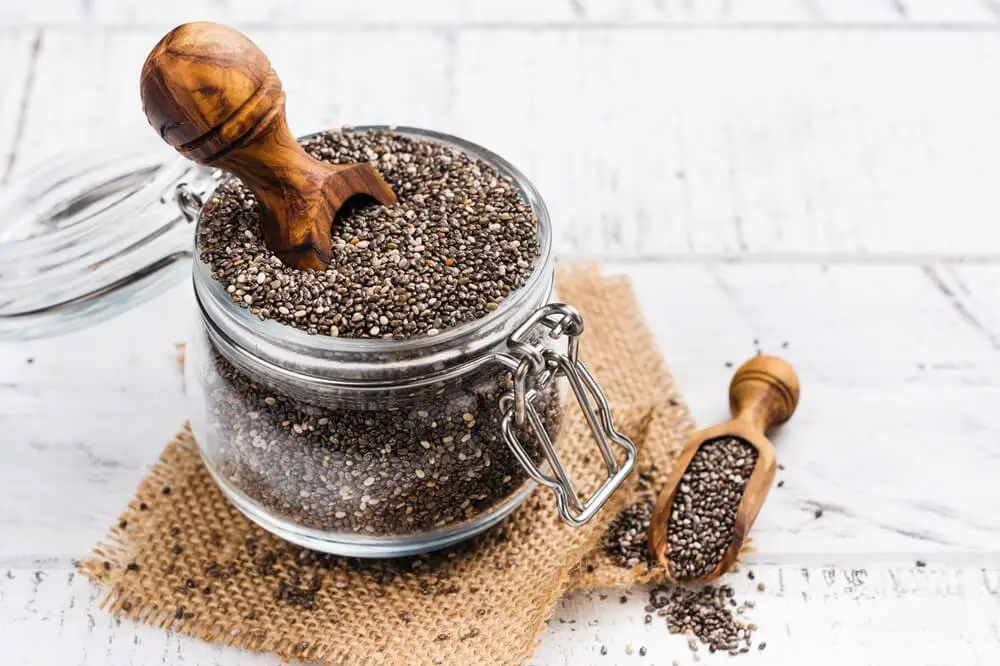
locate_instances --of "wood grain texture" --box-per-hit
[2,0,1000,26]
[140,22,396,269]
[7,28,452,178]
[451,28,1000,258]
[0,29,37,183]
[1,564,996,665]
[8,27,1000,257]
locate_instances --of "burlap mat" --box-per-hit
[81,264,695,665]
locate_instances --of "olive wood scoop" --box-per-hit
[139,22,397,271]
[648,355,800,583]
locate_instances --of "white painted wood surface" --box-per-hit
[1,2,999,664]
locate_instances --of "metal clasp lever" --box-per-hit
[498,303,637,527]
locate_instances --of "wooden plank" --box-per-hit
[0,29,37,182]
[15,27,1000,258]
[451,28,1000,258]
[536,566,1000,665]
[1,564,996,665]
[2,0,999,26]
[9,27,453,178]
[613,262,1000,558]
[0,566,275,665]
[941,264,1000,342]
[3,263,1000,563]
[628,265,1000,564]
[0,284,190,563]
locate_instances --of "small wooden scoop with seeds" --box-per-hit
[139,22,397,271]
[648,355,800,583]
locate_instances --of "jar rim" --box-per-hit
[195,126,555,386]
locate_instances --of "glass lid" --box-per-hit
[0,141,215,340]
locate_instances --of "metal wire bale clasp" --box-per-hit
[498,303,637,527]
[174,182,204,222]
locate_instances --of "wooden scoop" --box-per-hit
[648,355,800,583]
[139,22,397,271]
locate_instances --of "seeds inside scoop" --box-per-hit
[667,437,758,580]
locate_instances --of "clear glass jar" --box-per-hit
[0,127,637,557]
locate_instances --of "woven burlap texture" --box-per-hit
[81,265,695,665]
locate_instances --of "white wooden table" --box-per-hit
[1,1,999,664]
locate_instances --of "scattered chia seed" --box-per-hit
[639,646,647,656]
[197,128,541,340]
[814,508,824,519]
[667,437,758,580]
[600,645,607,656]
[776,480,785,488]
[649,583,759,655]
[604,499,655,569]
[916,559,927,568]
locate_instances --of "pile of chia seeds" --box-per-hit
[197,128,541,340]
[202,347,559,536]
[647,582,760,655]
[604,499,655,569]
[668,437,758,580]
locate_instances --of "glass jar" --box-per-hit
[0,127,636,557]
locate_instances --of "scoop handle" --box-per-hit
[729,355,800,435]
[139,22,396,271]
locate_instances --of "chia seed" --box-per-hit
[198,128,540,340]
[192,128,563,539]
[667,437,758,580]
[649,584,759,655]
[203,340,557,536]
[604,499,655,569]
